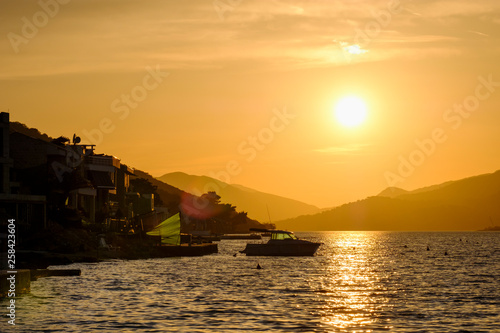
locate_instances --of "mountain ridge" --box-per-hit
[157,172,321,222]
[7,119,272,233]
[277,169,500,231]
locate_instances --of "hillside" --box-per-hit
[377,187,408,198]
[277,170,500,231]
[157,172,321,221]
[8,119,270,233]
[9,121,53,141]
[133,170,270,231]
[132,169,184,212]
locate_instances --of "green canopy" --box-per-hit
[146,213,180,245]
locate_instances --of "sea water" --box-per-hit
[2,232,499,332]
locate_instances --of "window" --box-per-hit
[272,232,297,240]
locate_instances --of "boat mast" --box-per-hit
[266,205,272,224]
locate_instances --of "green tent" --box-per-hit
[146,213,181,245]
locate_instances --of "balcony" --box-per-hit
[85,155,120,172]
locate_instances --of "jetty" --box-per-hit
[0,269,81,298]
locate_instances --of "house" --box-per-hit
[0,112,47,231]
[0,112,141,231]
[2,113,262,235]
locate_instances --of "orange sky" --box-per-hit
[1,0,500,208]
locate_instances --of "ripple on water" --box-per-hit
[2,232,499,332]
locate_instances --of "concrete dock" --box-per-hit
[1,269,81,297]
[0,270,31,297]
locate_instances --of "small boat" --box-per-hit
[240,228,321,256]
[146,213,218,256]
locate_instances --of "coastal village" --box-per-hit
[0,112,274,272]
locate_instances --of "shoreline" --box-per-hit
[15,243,219,270]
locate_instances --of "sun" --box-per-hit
[334,96,368,128]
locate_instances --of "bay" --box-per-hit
[2,231,499,332]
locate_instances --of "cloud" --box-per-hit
[406,1,500,19]
[1,0,500,79]
[314,143,372,155]
[467,30,489,37]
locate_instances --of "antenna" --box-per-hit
[72,134,81,144]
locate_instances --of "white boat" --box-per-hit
[240,228,321,256]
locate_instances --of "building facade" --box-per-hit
[0,112,147,232]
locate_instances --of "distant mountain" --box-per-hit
[133,169,184,212]
[377,187,408,198]
[157,172,321,222]
[8,118,272,233]
[277,170,500,231]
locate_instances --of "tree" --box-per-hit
[200,191,221,205]
[130,178,163,206]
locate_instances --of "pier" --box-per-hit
[0,269,81,298]
[0,270,31,297]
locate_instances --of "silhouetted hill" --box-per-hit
[8,119,271,232]
[157,172,321,221]
[404,180,455,195]
[10,121,53,141]
[377,187,408,198]
[133,169,184,212]
[278,170,500,231]
[132,170,270,231]
[398,172,500,207]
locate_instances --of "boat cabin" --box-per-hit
[244,228,321,256]
[250,228,299,241]
[271,231,298,241]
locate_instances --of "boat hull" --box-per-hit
[241,241,320,256]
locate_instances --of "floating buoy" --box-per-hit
[427,246,430,251]
[256,263,262,270]
[444,251,448,256]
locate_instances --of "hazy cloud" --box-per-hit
[314,143,373,155]
[1,0,499,78]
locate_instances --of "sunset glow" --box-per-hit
[334,96,368,128]
[1,2,499,331]
[1,0,500,209]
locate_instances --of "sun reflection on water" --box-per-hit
[315,232,394,331]
[5,232,499,332]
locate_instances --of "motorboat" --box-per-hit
[240,228,321,256]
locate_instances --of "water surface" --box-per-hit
[2,232,499,332]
